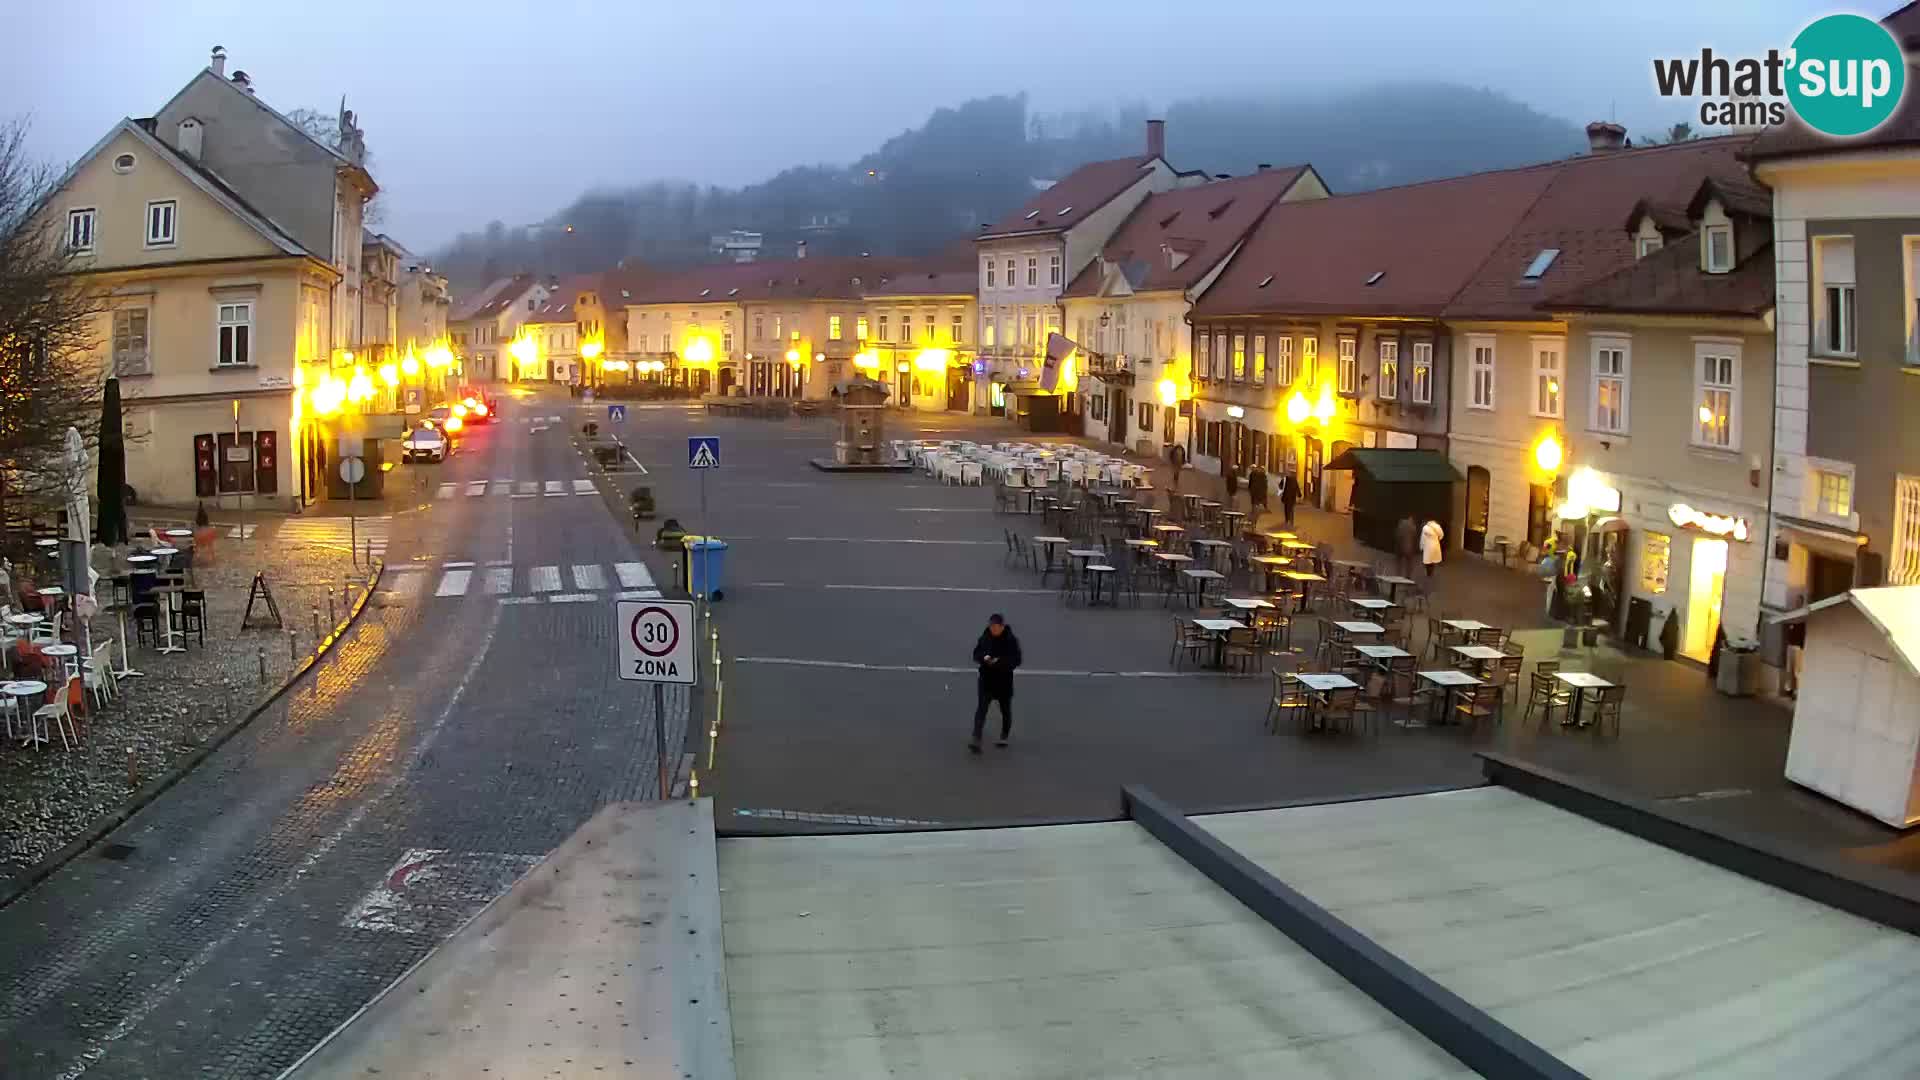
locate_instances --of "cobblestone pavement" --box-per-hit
[0,387,688,1079]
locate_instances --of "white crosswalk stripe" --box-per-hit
[572,479,596,495]
[380,560,671,604]
[466,480,487,497]
[436,483,457,500]
[490,480,513,496]
[543,481,565,497]
[435,569,471,597]
[484,567,513,594]
[275,515,390,557]
[571,564,606,590]
[613,562,653,589]
[430,479,599,499]
[224,523,258,539]
[529,565,562,592]
[517,481,538,495]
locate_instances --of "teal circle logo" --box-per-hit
[1787,14,1907,137]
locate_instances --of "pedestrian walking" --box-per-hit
[1420,518,1444,584]
[1279,470,1298,527]
[1223,466,1239,512]
[969,613,1022,752]
[1168,444,1186,494]
[1395,514,1419,579]
[1247,463,1269,528]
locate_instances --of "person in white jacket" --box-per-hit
[1420,519,1444,581]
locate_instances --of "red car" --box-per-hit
[456,387,499,423]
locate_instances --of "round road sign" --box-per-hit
[339,456,366,485]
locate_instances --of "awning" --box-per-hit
[1323,448,1462,484]
[1590,516,1630,534]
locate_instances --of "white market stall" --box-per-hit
[1773,586,1920,828]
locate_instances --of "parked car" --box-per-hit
[402,425,448,463]
[457,387,498,423]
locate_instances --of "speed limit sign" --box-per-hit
[616,599,696,684]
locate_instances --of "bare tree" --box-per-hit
[286,107,384,226]
[0,117,109,531]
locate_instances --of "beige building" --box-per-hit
[1551,178,1777,661]
[1060,165,1326,456]
[44,47,381,508]
[860,268,977,412]
[395,261,450,351]
[449,274,548,382]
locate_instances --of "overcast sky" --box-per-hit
[4,0,1838,252]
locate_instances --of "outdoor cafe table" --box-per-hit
[40,643,77,681]
[149,546,181,574]
[1032,536,1069,574]
[1189,538,1232,571]
[1189,619,1243,670]
[1280,540,1315,555]
[1066,549,1106,582]
[1282,569,1326,607]
[1449,644,1508,675]
[1354,643,1412,671]
[1374,574,1416,602]
[1151,523,1187,540]
[1221,510,1247,534]
[1261,530,1298,541]
[4,680,49,746]
[1417,669,1483,724]
[1347,597,1396,614]
[1294,671,1361,730]
[1554,671,1616,726]
[1180,568,1226,608]
[1177,493,1203,520]
[1332,620,1385,639]
[1250,555,1292,592]
[1122,537,1160,552]
[1134,506,1163,527]
[1221,597,1274,615]
[164,527,195,546]
[1016,488,1048,515]
[1083,563,1118,606]
[1442,618,1493,632]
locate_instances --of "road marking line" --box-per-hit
[494,477,511,483]
[780,537,999,545]
[443,560,476,569]
[466,480,487,496]
[624,449,649,475]
[510,493,537,500]
[485,558,512,567]
[384,564,428,574]
[51,604,507,1080]
[484,567,513,594]
[616,588,662,600]
[571,564,607,590]
[613,562,653,589]
[748,583,1053,595]
[529,565,561,592]
[500,596,539,606]
[571,479,595,495]
[733,657,1214,678]
[490,481,513,496]
[434,570,471,597]
[543,480,564,497]
[548,592,596,603]
[517,481,538,495]
[435,483,456,500]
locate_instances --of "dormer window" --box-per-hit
[1365,271,1385,286]
[1024,209,1040,220]
[1636,234,1663,259]
[1056,206,1073,216]
[1522,248,1560,279]
[1704,224,1733,273]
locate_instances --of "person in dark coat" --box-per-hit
[1247,464,1269,527]
[970,614,1023,752]
[1279,470,1298,527]
[1395,514,1419,579]
[1223,466,1239,511]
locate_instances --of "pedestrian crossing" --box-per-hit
[382,560,662,604]
[434,478,600,500]
[275,515,390,558]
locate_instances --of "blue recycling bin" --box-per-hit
[683,537,730,600]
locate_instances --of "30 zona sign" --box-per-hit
[616,599,696,684]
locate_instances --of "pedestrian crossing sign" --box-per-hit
[688,436,720,469]
[607,404,627,423]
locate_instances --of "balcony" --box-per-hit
[1083,351,1136,384]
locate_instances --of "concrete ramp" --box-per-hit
[283,799,734,1080]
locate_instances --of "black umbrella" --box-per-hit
[96,376,129,545]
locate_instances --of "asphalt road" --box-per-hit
[0,387,689,1079]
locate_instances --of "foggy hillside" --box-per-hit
[431,83,1583,290]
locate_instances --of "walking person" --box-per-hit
[1279,469,1298,527]
[1395,514,1419,580]
[1420,518,1445,588]
[969,614,1022,753]
[1223,465,1240,514]
[1247,463,1269,529]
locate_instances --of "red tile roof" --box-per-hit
[864,268,978,297]
[1192,165,1559,319]
[1061,166,1314,299]
[611,257,910,306]
[976,156,1159,240]
[450,274,537,322]
[1547,234,1775,319]
[1441,136,1753,320]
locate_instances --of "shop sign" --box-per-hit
[1567,467,1621,514]
[1226,405,1246,419]
[1668,503,1750,541]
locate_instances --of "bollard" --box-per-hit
[329,595,336,625]
[365,538,372,567]
[257,647,266,683]
[311,606,320,638]
[127,746,139,791]
[288,629,297,664]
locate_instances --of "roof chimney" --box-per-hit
[1146,119,1166,160]
[177,117,204,161]
[210,45,227,78]
[796,239,808,259]
[1256,163,1272,172]
[1586,121,1627,153]
[230,70,253,94]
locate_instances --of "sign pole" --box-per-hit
[654,681,669,799]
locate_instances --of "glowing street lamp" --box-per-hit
[378,362,399,388]
[1533,433,1564,473]
[347,367,375,404]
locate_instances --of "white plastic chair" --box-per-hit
[960,462,984,486]
[83,640,117,707]
[29,612,58,645]
[32,675,81,751]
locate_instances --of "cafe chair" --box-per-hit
[179,590,207,646]
[32,674,83,751]
[1222,625,1262,676]
[1452,683,1504,733]
[1316,687,1361,735]
[1169,618,1209,671]
[1588,684,1627,738]
[133,600,162,649]
[1524,665,1571,728]
[1489,655,1525,702]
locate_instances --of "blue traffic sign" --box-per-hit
[607,404,627,422]
[688,436,721,469]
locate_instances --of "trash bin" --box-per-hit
[682,536,729,600]
[1716,637,1761,696]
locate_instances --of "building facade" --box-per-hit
[1752,19,1920,621]
[449,274,547,382]
[974,121,1192,428]
[860,269,978,411]
[1551,179,1778,661]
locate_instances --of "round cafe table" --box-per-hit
[40,643,77,682]
[4,679,49,746]
[164,528,195,548]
